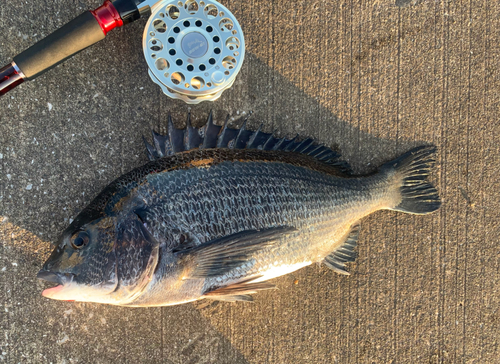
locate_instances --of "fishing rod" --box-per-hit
[0,0,244,104]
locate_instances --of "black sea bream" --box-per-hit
[37,113,441,306]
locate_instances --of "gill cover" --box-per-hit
[112,214,160,304]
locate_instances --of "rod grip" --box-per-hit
[13,11,105,80]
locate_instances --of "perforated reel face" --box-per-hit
[143,0,245,104]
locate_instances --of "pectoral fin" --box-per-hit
[175,226,296,279]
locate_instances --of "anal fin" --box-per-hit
[203,277,276,302]
[323,224,360,275]
[206,295,254,302]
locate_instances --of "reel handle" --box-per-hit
[0,0,141,97]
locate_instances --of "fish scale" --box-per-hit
[37,115,440,306]
[128,156,390,305]
[143,159,352,242]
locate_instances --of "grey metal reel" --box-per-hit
[142,0,245,104]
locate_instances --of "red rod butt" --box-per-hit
[0,62,25,97]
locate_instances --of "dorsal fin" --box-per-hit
[283,135,300,152]
[323,224,360,275]
[217,116,239,148]
[168,114,185,153]
[293,137,314,153]
[185,112,204,150]
[234,121,254,149]
[202,111,221,149]
[144,112,351,173]
[247,124,271,149]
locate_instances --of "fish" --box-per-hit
[37,112,441,306]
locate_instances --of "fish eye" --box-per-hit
[71,231,90,249]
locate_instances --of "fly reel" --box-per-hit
[143,0,245,103]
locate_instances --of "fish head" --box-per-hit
[38,210,160,305]
[37,216,120,304]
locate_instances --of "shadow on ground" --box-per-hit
[1,50,429,363]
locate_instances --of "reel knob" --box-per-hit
[143,0,245,104]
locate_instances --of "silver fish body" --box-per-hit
[38,115,440,306]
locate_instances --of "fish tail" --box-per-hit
[382,145,441,215]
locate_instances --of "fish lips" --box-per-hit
[37,269,120,302]
[37,270,75,299]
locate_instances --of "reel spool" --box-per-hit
[143,0,245,104]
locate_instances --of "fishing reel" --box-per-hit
[0,0,245,104]
[144,1,244,103]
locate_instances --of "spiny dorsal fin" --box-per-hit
[217,115,238,148]
[185,112,204,150]
[201,111,221,149]
[293,138,314,153]
[247,124,271,149]
[203,276,276,302]
[323,224,360,275]
[234,121,253,149]
[168,114,185,153]
[143,112,351,173]
[143,135,159,161]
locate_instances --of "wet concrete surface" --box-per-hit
[1,0,499,363]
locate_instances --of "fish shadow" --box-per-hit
[0,48,433,363]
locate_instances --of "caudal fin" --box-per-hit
[382,145,441,215]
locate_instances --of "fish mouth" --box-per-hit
[37,270,75,299]
[37,270,64,284]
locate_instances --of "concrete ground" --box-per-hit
[1,0,499,363]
